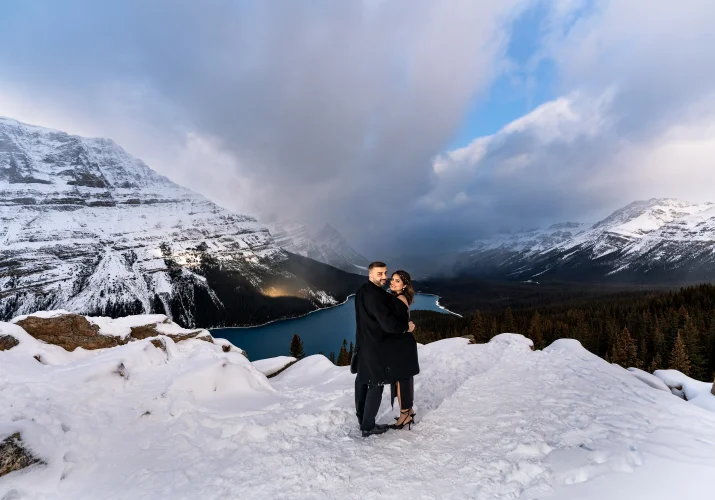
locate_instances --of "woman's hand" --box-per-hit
[408,321,415,333]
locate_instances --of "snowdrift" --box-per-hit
[2,314,715,499]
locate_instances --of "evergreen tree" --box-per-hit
[669,332,691,375]
[682,318,706,379]
[528,311,544,350]
[469,311,485,343]
[649,352,664,372]
[677,305,689,329]
[653,324,666,359]
[289,334,305,359]
[610,327,639,368]
[328,352,336,364]
[336,339,350,366]
[490,318,499,338]
[637,337,647,369]
[349,341,354,360]
[503,307,516,333]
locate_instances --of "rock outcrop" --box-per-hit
[15,313,120,351]
[0,433,44,478]
[13,313,214,352]
[0,334,19,351]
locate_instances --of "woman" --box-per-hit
[387,270,419,430]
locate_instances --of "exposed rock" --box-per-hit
[0,433,45,478]
[115,362,128,379]
[0,334,19,351]
[266,360,297,379]
[150,337,167,353]
[129,323,206,343]
[15,313,215,352]
[15,314,120,351]
[195,333,215,344]
[128,324,165,340]
[461,335,476,345]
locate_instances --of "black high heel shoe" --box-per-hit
[391,409,415,430]
[394,410,416,423]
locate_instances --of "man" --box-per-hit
[354,261,415,437]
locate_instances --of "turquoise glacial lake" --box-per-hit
[211,293,453,361]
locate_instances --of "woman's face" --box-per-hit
[389,273,404,292]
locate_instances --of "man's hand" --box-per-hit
[408,321,415,333]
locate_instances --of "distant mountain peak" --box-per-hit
[457,198,715,284]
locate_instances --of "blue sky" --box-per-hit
[450,2,558,148]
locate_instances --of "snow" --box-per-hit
[10,310,73,323]
[3,324,715,499]
[627,367,671,392]
[654,369,715,413]
[88,314,172,338]
[251,356,296,376]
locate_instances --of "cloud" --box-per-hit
[416,0,715,249]
[1,0,714,258]
[0,0,528,255]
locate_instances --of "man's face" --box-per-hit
[369,266,388,287]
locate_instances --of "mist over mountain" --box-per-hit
[266,220,368,273]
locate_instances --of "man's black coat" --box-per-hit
[354,281,419,385]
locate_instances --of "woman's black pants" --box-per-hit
[391,377,414,410]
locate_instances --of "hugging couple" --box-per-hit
[353,262,419,437]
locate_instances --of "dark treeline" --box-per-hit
[416,277,671,317]
[411,284,715,380]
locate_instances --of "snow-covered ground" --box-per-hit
[653,369,715,413]
[2,326,715,499]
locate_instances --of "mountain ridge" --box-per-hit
[457,197,715,283]
[0,117,363,327]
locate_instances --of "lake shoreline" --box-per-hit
[209,292,459,331]
[209,294,356,331]
[210,293,457,361]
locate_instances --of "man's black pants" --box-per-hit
[355,378,384,431]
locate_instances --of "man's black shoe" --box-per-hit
[361,425,389,437]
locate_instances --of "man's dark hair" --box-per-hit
[368,261,387,271]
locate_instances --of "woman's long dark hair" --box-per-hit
[391,270,414,306]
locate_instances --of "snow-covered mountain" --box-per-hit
[458,222,590,275]
[0,117,362,327]
[457,198,715,283]
[3,315,715,498]
[266,220,368,273]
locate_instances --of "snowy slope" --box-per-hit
[267,220,368,273]
[458,198,715,283]
[467,223,590,255]
[458,222,590,275]
[2,323,715,499]
[553,198,713,259]
[0,117,359,326]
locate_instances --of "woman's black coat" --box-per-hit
[354,281,420,385]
